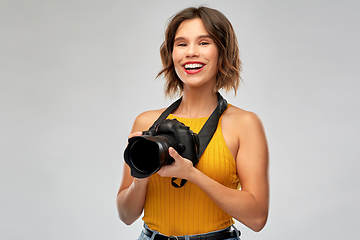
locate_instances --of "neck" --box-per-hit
[172,90,218,118]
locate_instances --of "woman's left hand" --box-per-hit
[157,147,196,180]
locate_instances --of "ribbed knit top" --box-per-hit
[142,106,240,236]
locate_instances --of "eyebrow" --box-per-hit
[174,35,212,42]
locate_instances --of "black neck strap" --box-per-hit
[149,93,228,188]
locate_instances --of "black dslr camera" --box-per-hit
[124,119,200,179]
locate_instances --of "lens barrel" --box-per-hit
[124,134,176,178]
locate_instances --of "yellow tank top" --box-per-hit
[142,106,240,236]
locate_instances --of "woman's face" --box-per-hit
[172,18,219,91]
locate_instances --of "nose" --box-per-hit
[185,44,199,58]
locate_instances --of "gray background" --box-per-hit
[1,0,359,239]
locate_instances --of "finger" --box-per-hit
[157,162,175,177]
[128,131,143,139]
[168,147,181,160]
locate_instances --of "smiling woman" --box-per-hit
[117,6,269,240]
[172,18,219,93]
[158,7,241,98]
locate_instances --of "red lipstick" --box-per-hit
[183,62,205,74]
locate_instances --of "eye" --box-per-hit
[199,41,209,46]
[177,43,187,47]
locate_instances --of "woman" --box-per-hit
[117,6,269,240]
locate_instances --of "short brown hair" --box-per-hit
[157,6,241,97]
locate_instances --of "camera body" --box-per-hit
[124,119,199,179]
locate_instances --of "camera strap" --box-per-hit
[149,92,228,188]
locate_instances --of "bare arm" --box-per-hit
[116,110,163,225]
[117,163,150,225]
[157,110,269,231]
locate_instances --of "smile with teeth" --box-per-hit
[184,63,204,70]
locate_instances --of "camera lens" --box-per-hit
[130,138,160,174]
[127,135,176,177]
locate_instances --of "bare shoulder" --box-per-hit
[131,108,166,133]
[223,105,264,129]
[222,105,267,145]
[222,105,268,170]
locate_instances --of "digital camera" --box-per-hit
[124,119,199,179]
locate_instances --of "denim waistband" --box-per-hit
[141,224,241,240]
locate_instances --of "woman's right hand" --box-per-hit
[117,109,165,225]
[128,131,143,139]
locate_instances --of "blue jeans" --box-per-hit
[137,224,241,240]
